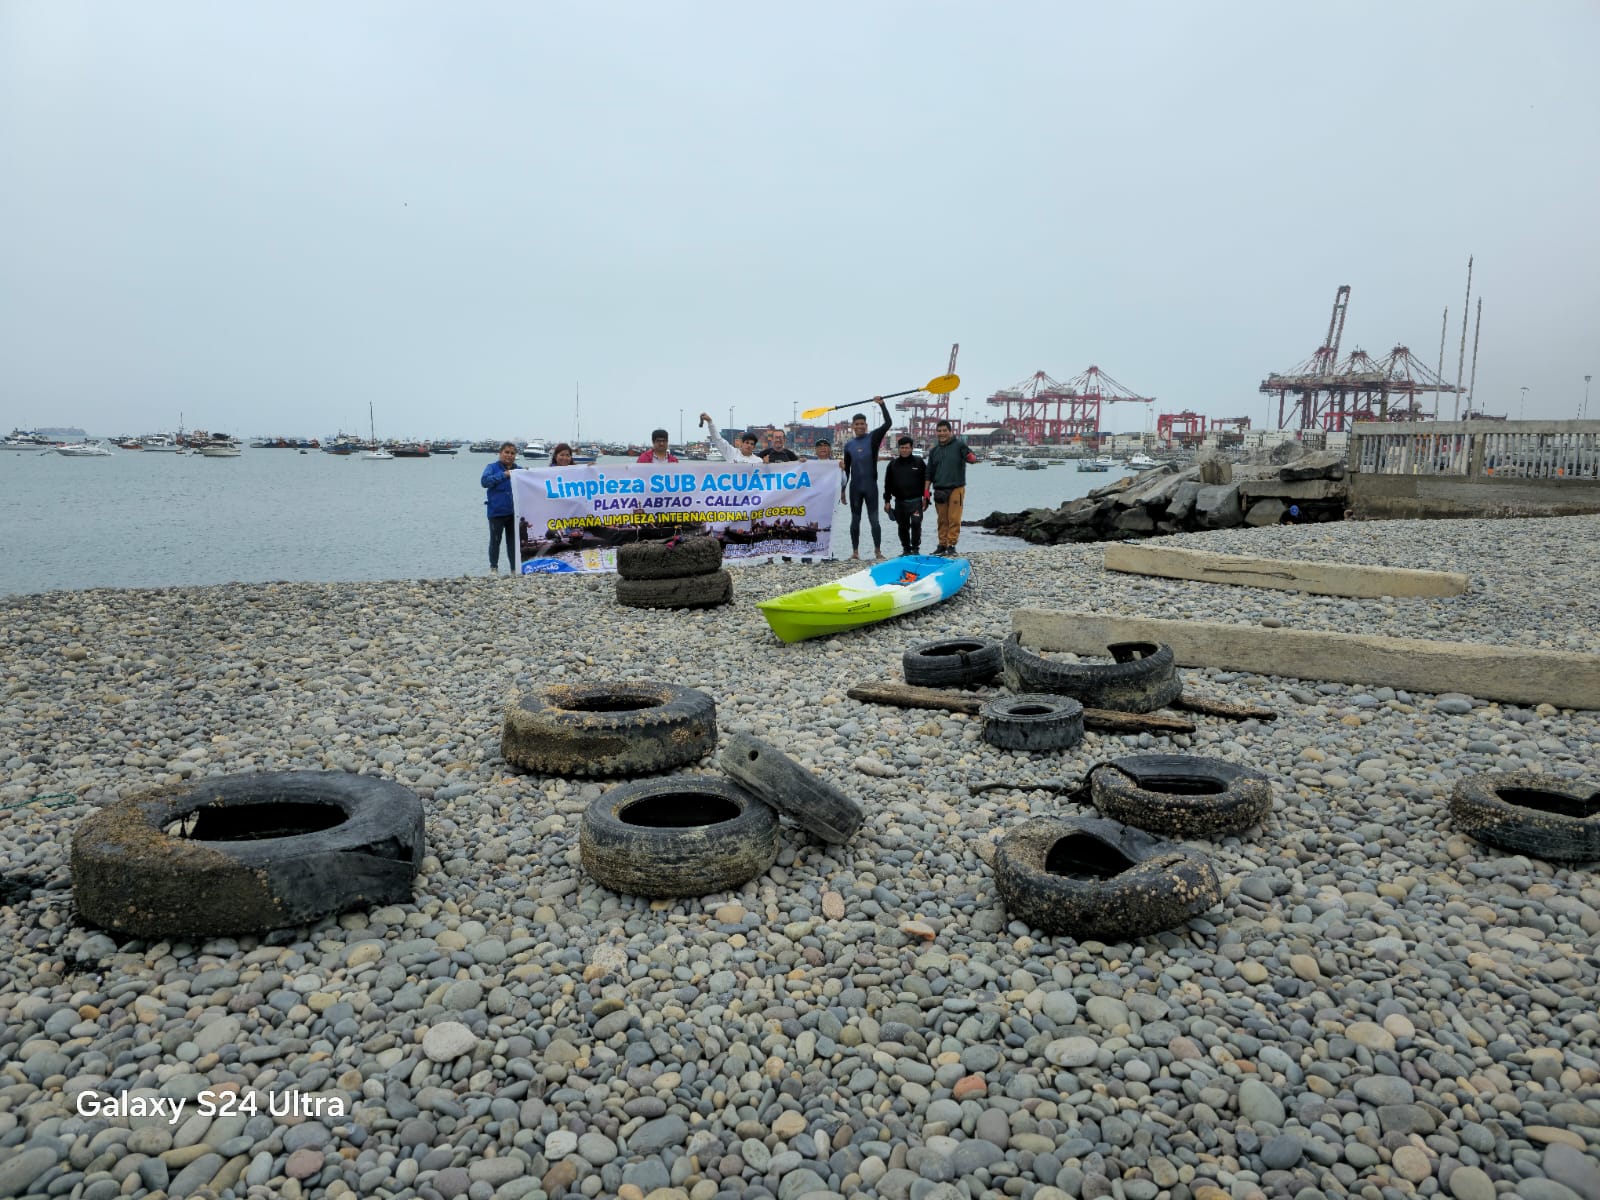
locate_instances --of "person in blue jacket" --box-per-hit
[481,442,519,574]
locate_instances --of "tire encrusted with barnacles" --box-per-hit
[993,814,1220,941]
[718,732,864,843]
[616,536,725,581]
[980,694,1086,752]
[501,680,717,777]
[1089,753,1273,838]
[579,776,780,897]
[1001,633,1182,713]
[615,569,734,610]
[71,772,424,938]
[1448,771,1600,863]
[903,637,1003,688]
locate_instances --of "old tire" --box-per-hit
[616,536,725,581]
[616,569,734,610]
[718,733,864,844]
[502,680,717,777]
[1001,633,1182,713]
[71,772,424,938]
[1448,772,1600,863]
[903,637,1003,688]
[579,776,780,897]
[980,694,1086,752]
[1089,754,1273,838]
[993,815,1220,941]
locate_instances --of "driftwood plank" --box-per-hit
[845,682,1196,734]
[1172,694,1278,721]
[847,682,982,714]
[1103,543,1469,598]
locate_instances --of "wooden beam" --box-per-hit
[846,682,1196,734]
[1012,609,1600,710]
[1103,543,1469,598]
[1172,694,1277,721]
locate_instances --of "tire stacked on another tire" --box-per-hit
[615,536,733,609]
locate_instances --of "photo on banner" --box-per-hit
[510,462,839,573]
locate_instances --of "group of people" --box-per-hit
[480,409,977,573]
[836,400,977,560]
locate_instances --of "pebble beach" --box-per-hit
[2,515,1598,1200]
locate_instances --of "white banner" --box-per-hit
[510,462,839,573]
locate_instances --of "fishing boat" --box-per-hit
[1017,458,1047,471]
[1127,453,1158,469]
[2,429,58,451]
[756,554,970,643]
[468,440,499,454]
[1076,456,1111,472]
[362,404,393,461]
[197,436,242,457]
[55,442,113,457]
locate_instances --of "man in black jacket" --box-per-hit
[882,436,928,556]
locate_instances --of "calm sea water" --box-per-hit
[1,449,1116,595]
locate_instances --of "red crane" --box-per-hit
[1156,411,1208,446]
[985,364,1154,445]
[1261,286,1462,428]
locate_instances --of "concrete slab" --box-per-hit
[1101,544,1470,598]
[1012,608,1600,709]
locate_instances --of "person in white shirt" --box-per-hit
[700,412,764,464]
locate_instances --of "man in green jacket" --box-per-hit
[926,419,977,555]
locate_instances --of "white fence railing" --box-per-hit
[1350,421,1600,480]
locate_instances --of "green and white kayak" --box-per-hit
[757,554,971,643]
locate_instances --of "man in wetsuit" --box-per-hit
[840,397,892,560]
[882,436,928,556]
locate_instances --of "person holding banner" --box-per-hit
[759,429,799,463]
[636,430,678,463]
[699,413,762,464]
[841,398,892,560]
[480,442,519,575]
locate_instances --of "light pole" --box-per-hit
[1585,375,1592,420]
[679,409,683,445]
[728,407,734,436]
[1520,387,1529,420]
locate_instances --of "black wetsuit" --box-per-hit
[841,402,892,553]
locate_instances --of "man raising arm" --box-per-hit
[840,397,892,560]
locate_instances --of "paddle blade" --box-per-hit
[800,405,835,420]
[924,373,960,394]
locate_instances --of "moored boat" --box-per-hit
[2,429,59,451]
[55,442,113,457]
[756,554,970,643]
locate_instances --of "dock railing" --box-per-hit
[1349,420,1600,481]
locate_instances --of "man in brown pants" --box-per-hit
[926,419,977,556]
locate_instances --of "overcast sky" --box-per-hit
[2,2,1596,440]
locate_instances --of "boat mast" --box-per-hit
[574,383,581,445]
